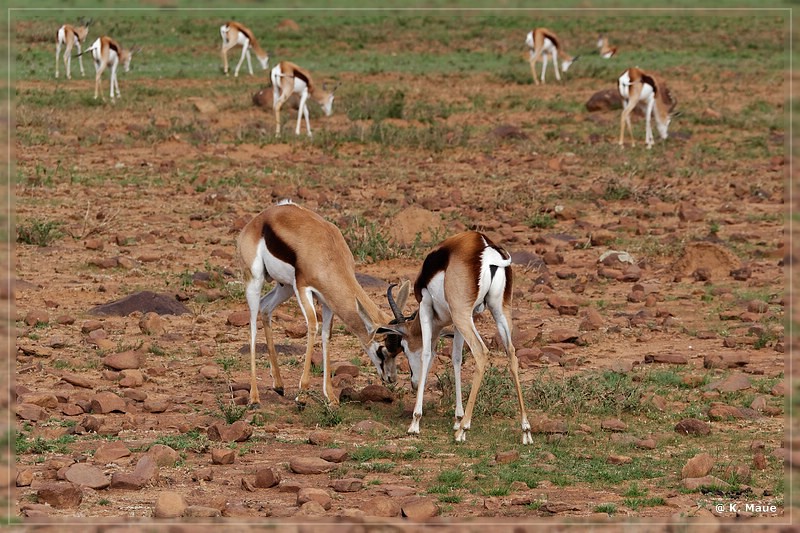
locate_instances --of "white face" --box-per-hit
[561,59,574,72]
[404,343,423,391]
[657,116,671,139]
[123,54,132,73]
[367,341,398,385]
[258,56,269,70]
[322,94,335,117]
[525,31,534,49]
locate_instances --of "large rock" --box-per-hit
[388,207,444,246]
[89,291,190,316]
[363,495,401,517]
[37,482,83,508]
[681,453,714,479]
[64,463,110,490]
[154,491,188,518]
[669,242,743,281]
[289,456,336,474]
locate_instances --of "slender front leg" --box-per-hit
[451,332,465,430]
[245,276,265,406]
[76,42,85,76]
[295,92,309,136]
[490,302,532,445]
[451,314,488,443]
[274,88,291,135]
[529,50,540,85]
[56,42,61,78]
[296,286,318,405]
[540,54,549,84]
[408,297,435,435]
[303,102,312,137]
[234,41,249,77]
[645,100,655,149]
[552,50,561,82]
[246,49,254,76]
[320,304,336,404]
[94,63,105,100]
[259,282,294,396]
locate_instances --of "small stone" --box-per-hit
[93,441,131,463]
[16,403,47,421]
[207,420,253,442]
[184,506,221,518]
[25,309,49,327]
[103,351,145,370]
[146,444,179,467]
[601,419,628,432]
[90,391,126,414]
[495,450,520,464]
[359,384,393,403]
[227,311,249,327]
[607,455,633,465]
[319,448,348,463]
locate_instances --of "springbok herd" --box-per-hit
[53,17,680,444]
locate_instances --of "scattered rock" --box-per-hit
[139,312,166,335]
[330,478,362,492]
[37,482,83,508]
[682,453,714,479]
[707,373,751,393]
[495,450,520,464]
[289,456,335,474]
[90,391,126,414]
[211,448,236,465]
[601,419,627,432]
[255,466,281,488]
[93,441,131,463]
[297,487,332,510]
[154,491,188,518]
[674,418,711,436]
[208,420,253,442]
[89,291,190,316]
[146,444,180,467]
[644,353,688,365]
[103,351,145,370]
[319,448,348,463]
[401,496,439,519]
[682,475,730,491]
[359,384,393,403]
[364,495,401,517]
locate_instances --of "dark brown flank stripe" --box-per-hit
[641,73,657,96]
[261,222,297,268]
[293,67,310,88]
[239,25,256,44]
[542,29,560,50]
[109,40,120,55]
[414,245,450,303]
[503,265,513,305]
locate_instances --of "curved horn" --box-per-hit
[386,283,404,321]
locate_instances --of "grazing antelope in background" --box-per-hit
[271,60,337,136]
[525,28,579,84]
[220,21,270,77]
[81,36,139,101]
[597,35,617,58]
[618,67,678,149]
[55,18,92,79]
[236,200,401,407]
[376,232,533,444]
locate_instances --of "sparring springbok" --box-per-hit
[236,200,401,407]
[271,61,337,136]
[597,35,617,59]
[55,18,92,79]
[375,232,533,444]
[80,36,139,101]
[525,28,579,84]
[618,67,678,149]
[220,21,269,77]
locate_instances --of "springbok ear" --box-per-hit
[332,82,341,93]
[395,280,410,311]
[572,55,581,62]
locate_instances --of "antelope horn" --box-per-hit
[386,283,405,321]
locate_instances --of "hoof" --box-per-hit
[247,402,261,411]
[274,387,285,396]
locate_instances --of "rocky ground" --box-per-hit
[9,58,793,529]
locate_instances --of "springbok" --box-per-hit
[236,200,401,407]
[271,61,337,136]
[618,67,678,149]
[597,35,617,58]
[80,36,139,101]
[55,18,92,79]
[525,28,579,84]
[375,231,533,444]
[220,21,269,77]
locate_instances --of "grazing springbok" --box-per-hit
[55,18,92,79]
[220,21,270,77]
[525,28,579,84]
[236,200,401,407]
[618,67,678,149]
[271,61,337,136]
[80,36,139,101]
[375,232,533,444]
[597,35,617,58]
